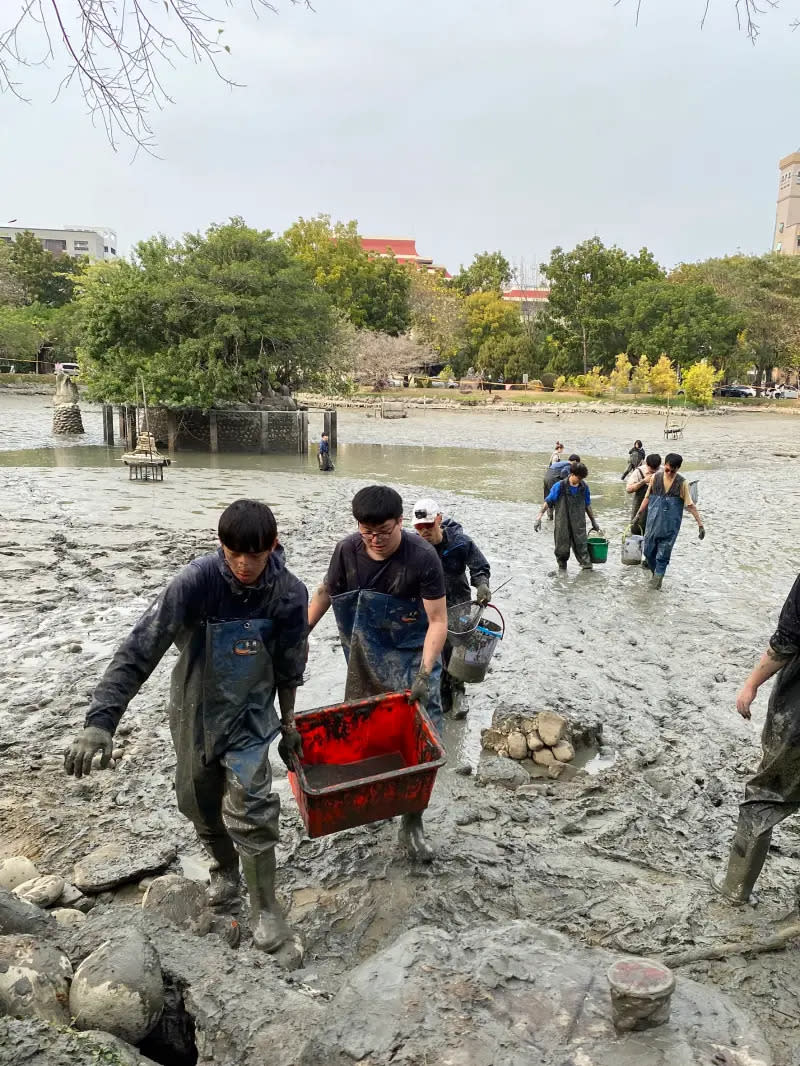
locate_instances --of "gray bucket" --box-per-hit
[446,602,504,684]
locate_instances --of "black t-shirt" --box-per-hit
[325,530,446,602]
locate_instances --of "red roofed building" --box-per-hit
[502,287,550,320]
[360,237,450,277]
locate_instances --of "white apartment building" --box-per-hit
[0,225,117,260]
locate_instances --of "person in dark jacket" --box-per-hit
[318,432,334,472]
[543,453,580,521]
[64,500,308,955]
[534,461,601,570]
[713,574,800,903]
[621,440,646,480]
[412,498,491,719]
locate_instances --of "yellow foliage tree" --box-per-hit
[683,359,722,407]
[630,354,651,393]
[609,353,632,393]
[649,354,678,397]
[584,366,610,396]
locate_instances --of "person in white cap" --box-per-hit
[412,498,491,719]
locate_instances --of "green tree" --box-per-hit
[452,250,513,295]
[0,244,24,306]
[617,277,741,370]
[407,271,467,366]
[463,290,522,360]
[649,354,678,397]
[540,237,663,374]
[609,353,632,393]
[683,359,722,408]
[74,219,344,407]
[475,332,537,381]
[8,231,84,307]
[283,215,410,335]
[630,353,651,393]
[0,306,46,370]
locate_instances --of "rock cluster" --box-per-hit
[482,709,577,779]
[52,404,85,434]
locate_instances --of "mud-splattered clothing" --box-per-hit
[325,531,445,602]
[547,479,592,567]
[85,547,307,860]
[642,471,687,577]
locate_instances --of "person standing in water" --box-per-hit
[64,500,308,955]
[621,440,646,480]
[626,452,661,536]
[549,441,565,465]
[633,452,705,590]
[307,485,447,861]
[534,461,601,570]
[543,452,580,521]
[411,498,491,719]
[318,432,334,471]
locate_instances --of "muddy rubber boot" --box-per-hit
[398,812,435,863]
[240,850,291,953]
[580,560,593,570]
[451,682,467,720]
[207,862,241,907]
[711,829,772,904]
[557,560,567,571]
[650,575,663,590]
[640,559,651,572]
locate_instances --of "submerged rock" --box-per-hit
[0,857,38,892]
[73,838,177,894]
[0,935,73,1024]
[69,929,164,1044]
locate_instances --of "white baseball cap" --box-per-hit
[412,498,442,524]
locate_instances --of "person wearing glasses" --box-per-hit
[411,498,491,719]
[307,485,447,862]
[632,452,705,590]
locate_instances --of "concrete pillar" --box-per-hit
[166,410,178,452]
[260,411,270,454]
[118,405,127,444]
[324,409,338,451]
[126,406,138,450]
[209,410,219,453]
[299,410,308,455]
[102,405,115,445]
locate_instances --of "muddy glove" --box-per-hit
[64,726,113,779]
[534,518,542,533]
[277,725,303,770]
[475,583,491,606]
[409,669,431,710]
[698,524,706,541]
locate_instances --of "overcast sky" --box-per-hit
[3,0,798,277]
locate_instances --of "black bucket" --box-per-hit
[446,601,505,684]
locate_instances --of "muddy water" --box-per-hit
[3,392,800,1061]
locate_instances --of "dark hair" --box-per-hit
[634,439,643,449]
[218,499,277,553]
[352,485,403,525]
[646,453,661,469]
[321,432,328,438]
[571,462,589,480]
[664,453,683,469]
[568,453,580,462]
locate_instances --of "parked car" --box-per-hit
[714,385,753,398]
[775,386,799,399]
[55,361,80,376]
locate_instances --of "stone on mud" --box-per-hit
[527,730,544,751]
[0,888,54,937]
[0,935,73,1024]
[507,731,528,760]
[69,929,164,1044]
[73,837,178,894]
[0,857,38,891]
[0,1017,159,1066]
[476,755,530,790]
[552,740,575,763]
[536,711,567,747]
[142,874,211,931]
[299,921,771,1066]
[51,907,87,928]
[13,875,65,908]
[533,748,556,767]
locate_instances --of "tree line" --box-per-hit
[1,220,799,408]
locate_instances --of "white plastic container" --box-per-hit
[621,533,644,565]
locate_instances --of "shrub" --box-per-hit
[649,354,678,397]
[683,359,721,407]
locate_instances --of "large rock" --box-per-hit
[73,838,177,894]
[13,875,65,908]
[141,875,211,932]
[0,889,54,937]
[536,710,567,747]
[0,857,38,891]
[300,922,771,1066]
[0,935,72,1024]
[0,1017,159,1066]
[476,755,530,791]
[69,929,164,1044]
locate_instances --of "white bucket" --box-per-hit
[621,533,644,565]
[689,480,699,504]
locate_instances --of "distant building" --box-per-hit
[502,287,550,320]
[0,224,117,260]
[773,152,800,256]
[359,237,450,276]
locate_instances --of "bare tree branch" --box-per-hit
[616,0,782,41]
[0,1,312,153]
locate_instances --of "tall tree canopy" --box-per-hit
[7,232,84,307]
[453,251,513,296]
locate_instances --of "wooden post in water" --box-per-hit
[102,405,115,445]
[209,411,219,454]
[166,410,178,452]
[324,409,338,451]
[259,411,270,454]
[118,405,127,444]
[126,405,137,450]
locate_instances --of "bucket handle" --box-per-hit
[482,603,505,639]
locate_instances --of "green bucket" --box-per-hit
[587,536,609,564]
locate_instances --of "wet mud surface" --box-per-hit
[2,396,800,1062]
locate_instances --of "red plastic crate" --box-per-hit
[288,692,446,838]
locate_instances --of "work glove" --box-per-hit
[64,726,113,779]
[698,524,706,541]
[409,669,431,710]
[534,519,542,533]
[475,583,491,607]
[277,725,303,770]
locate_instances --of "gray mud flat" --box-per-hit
[2,397,800,1063]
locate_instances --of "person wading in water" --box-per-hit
[633,452,705,590]
[534,461,601,571]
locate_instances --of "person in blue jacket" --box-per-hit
[534,461,601,570]
[412,498,491,719]
[64,499,308,955]
[543,453,581,520]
